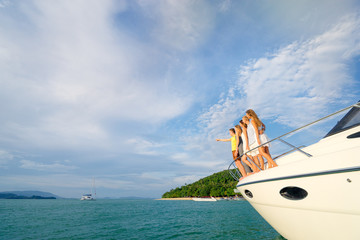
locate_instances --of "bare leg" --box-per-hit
[243,155,260,173]
[259,147,277,168]
[257,155,264,170]
[265,146,271,157]
[235,160,247,179]
[252,154,260,167]
[241,155,252,170]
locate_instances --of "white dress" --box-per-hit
[258,124,270,147]
[260,132,270,147]
[246,124,260,156]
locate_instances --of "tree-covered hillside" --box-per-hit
[162,170,239,198]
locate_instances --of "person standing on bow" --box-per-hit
[246,109,277,168]
[242,116,262,172]
[239,120,258,173]
[216,128,247,179]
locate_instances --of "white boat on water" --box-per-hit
[80,193,94,201]
[80,178,96,201]
[229,102,360,240]
[192,197,217,202]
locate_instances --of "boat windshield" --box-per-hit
[325,104,360,138]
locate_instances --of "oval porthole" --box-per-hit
[244,190,253,198]
[347,131,360,139]
[280,187,308,200]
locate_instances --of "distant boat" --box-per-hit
[192,197,217,202]
[80,193,94,201]
[80,178,96,201]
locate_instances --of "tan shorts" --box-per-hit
[248,142,260,156]
[232,150,239,161]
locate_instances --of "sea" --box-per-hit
[1,199,284,240]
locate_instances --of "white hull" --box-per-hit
[192,197,217,202]
[80,195,95,201]
[237,123,360,239]
[81,178,96,201]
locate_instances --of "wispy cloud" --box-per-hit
[20,160,77,172]
[1,1,359,198]
[0,0,9,8]
[199,14,360,132]
[0,0,195,151]
[175,14,360,171]
[138,0,215,51]
[0,150,13,168]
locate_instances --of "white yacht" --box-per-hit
[80,178,96,201]
[192,197,217,202]
[80,193,94,201]
[229,102,360,240]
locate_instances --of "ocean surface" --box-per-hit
[1,199,284,240]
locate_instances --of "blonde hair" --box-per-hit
[246,109,263,128]
[239,119,247,128]
[234,125,242,134]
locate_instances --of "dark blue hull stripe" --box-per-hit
[236,166,360,188]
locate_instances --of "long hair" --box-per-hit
[239,120,247,128]
[234,125,242,134]
[246,109,263,128]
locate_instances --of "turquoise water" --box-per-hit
[1,199,283,239]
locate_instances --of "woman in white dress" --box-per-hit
[246,109,277,168]
[237,123,258,174]
[242,116,262,171]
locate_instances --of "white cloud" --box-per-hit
[200,14,360,132]
[138,0,214,51]
[174,14,360,171]
[0,0,9,8]
[0,150,13,168]
[173,174,203,185]
[20,160,77,172]
[0,0,194,151]
[218,0,232,13]
[126,138,167,156]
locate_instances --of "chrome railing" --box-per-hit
[228,102,360,181]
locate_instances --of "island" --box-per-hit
[161,170,240,199]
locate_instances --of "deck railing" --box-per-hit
[228,102,360,181]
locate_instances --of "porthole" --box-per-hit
[347,131,360,139]
[244,190,253,198]
[280,187,308,200]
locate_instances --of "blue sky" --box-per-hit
[0,0,359,198]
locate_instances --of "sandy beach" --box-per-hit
[156,197,193,200]
[156,197,243,201]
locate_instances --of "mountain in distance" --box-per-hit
[0,191,62,199]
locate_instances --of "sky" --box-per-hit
[0,0,360,198]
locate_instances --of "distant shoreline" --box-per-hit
[156,197,193,200]
[156,197,243,201]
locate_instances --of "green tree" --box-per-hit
[162,170,240,198]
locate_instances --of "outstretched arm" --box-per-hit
[216,138,231,142]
